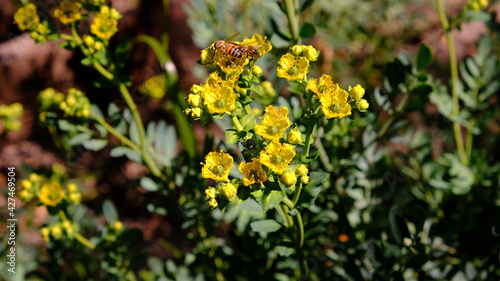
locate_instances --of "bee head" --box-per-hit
[214,40,225,50]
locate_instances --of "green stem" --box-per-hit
[59,33,74,41]
[276,204,290,227]
[70,23,82,45]
[59,211,96,250]
[90,111,140,152]
[230,116,244,132]
[244,104,253,115]
[284,0,300,44]
[465,118,475,160]
[435,0,468,165]
[92,61,114,81]
[118,84,163,177]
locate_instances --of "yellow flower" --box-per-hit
[287,127,302,145]
[205,187,216,199]
[255,106,291,141]
[220,182,237,199]
[90,6,121,40]
[281,172,297,187]
[60,88,91,118]
[53,0,82,25]
[357,99,369,112]
[277,53,309,81]
[238,158,269,186]
[308,74,352,119]
[259,141,295,174]
[202,73,237,114]
[213,49,246,76]
[349,84,365,100]
[14,3,39,31]
[201,150,233,182]
[39,182,65,207]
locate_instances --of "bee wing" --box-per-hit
[225,32,241,43]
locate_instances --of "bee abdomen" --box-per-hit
[227,45,244,58]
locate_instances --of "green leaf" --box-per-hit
[129,118,140,146]
[240,114,256,131]
[386,58,407,90]
[148,257,165,277]
[389,205,411,245]
[57,119,76,132]
[300,0,315,11]
[277,246,294,257]
[102,200,118,224]
[300,150,319,164]
[90,104,104,121]
[81,139,108,151]
[250,219,282,233]
[140,177,159,192]
[255,190,285,212]
[225,129,240,145]
[417,44,433,70]
[299,22,317,38]
[68,133,92,146]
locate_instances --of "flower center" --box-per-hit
[287,66,299,76]
[329,103,341,113]
[215,98,226,109]
[213,164,225,176]
[266,125,278,136]
[271,154,283,165]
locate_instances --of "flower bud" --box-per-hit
[200,48,214,65]
[281,172,297,187]
[114,221,123,231]
[291,45,306,55]
[349,84,365,100]
[67,183,78,193]
[205,187,216,199]
[287,127,302,145]
[300,175,310,184]
[208,198,218,208]
[357,99,369,112]
[51,226,62,240]
[187,94,201,107]
[41,227,51,242]
[296,164,308,177]
[252,65,263,77]
[220,183,237,199]
[190,84,203,95]
[191,107,202,118]
[304,46,319,61]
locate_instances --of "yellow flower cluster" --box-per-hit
[0,103,23,131]
[307,74,368,119]
[90,6,122,40]
[53,0,82,25]
[201,34,272,77]
[203,72,237,114]
[41,220,79,242]
[82,35,105,58]
[13,4,39,31]
[466,0,488,11]
[140,75,167,100]
[185,84,204,118]
[59,88,91,119]
[13,4,51,43]
[19,173,82,207]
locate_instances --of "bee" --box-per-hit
[214,32,260,61]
